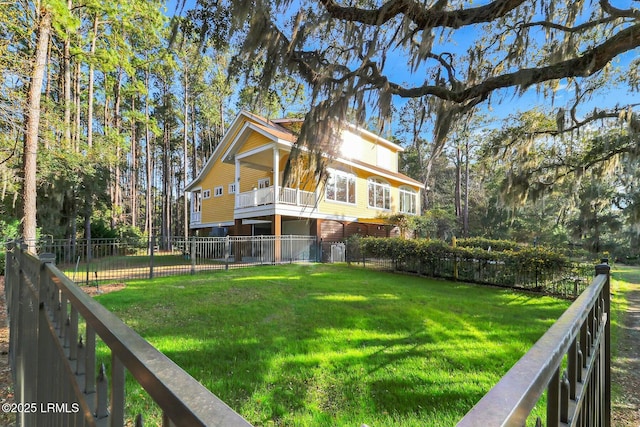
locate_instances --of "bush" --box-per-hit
[0,218,20,275]
[455,237,522,252]
[348,236,573,293]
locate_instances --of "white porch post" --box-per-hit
[235,158,241,208]
[273,147,280,203]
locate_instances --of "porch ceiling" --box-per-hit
[237,150,274,171]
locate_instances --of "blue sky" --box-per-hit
[165,0,637,132]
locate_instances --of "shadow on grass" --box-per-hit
[96,264,570,426]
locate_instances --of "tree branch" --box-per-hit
[388,23,640,102]
[318,0,527,29]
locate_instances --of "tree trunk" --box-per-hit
[130,94,138,229]
[21,6,52,251]
[83,14,99,248]
[63,1,72,149]
[144,69,153,237]
[190,98,197,179]
[112,68,123,229]
[74,63,81,151]
[87,14,98,149]
[455,145,462,219]
[463,140,470,237]
[183,68,189,240]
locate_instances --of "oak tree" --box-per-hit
[187,0,639,185]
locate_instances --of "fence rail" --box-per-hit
[344,240,593,298]
[30,235,319,285]
[5,241,252,427]
[457,262,611,426]
[3,237,611,426]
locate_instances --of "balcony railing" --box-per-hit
[236,186,316,209]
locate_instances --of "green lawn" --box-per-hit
[95,264,571,426]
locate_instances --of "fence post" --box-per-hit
[190,237,196,275]
[595,259,611,427]
[224,236,230,270]
[452,236,458,281]
[36,253,57,426]
[149,236,155,279]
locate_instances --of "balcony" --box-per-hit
[236,186,316,209]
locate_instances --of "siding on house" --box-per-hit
[186,111,422,237]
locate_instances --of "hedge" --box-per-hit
[346,236,588,297]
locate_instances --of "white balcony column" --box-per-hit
[235,158,241,207]
[273,147,280,202]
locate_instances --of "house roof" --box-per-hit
[185,111,422,191]
[186,111,291,191]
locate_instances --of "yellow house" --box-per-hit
[185,111,423,240]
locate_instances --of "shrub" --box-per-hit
[348,236,574,293]
[456,237,522,252]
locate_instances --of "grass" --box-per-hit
[95,263,571,426]
[609,264,640,403]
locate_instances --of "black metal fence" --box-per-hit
[28,235,320,285]
[3,238,611,426]
[344,239,593,298]
[457,262,611,426]
[20,236,592,298]
[4,241,252,427]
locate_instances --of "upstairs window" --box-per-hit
[228,183,237,194]
[399,186,418,214]
[258,178,271,189]
[192,192,202,212]
[325,170,356,204]
[214,186,223,197]
[368,178,390,210]
[203,189,211,199]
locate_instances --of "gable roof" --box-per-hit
[185,111,422,191]
[185,111,294,191]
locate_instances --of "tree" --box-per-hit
[21,2,53,250]
[187,0,639,184]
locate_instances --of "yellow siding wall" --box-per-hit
[199,160,235,224]
[238,132,270,155]
[240,168,272,193]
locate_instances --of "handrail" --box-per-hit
[48,262,251,426]
[457,263,610,426]
[6,243,252,426]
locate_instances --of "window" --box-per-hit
[258,178,271,189]
[228,183,237,194]
[399,187,418,214]
[325,170,356,204]
[192,192,202,212]
[202,189,211,199]
[214,186,223,197]
[368,178,390,210]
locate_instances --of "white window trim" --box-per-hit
[202,189,211,199]
[192,191,202,212]
[399,186,418,214]
[228,183,237,194]
[368,177,391,210]
[325,169,357,205]
[258,178,271,189]
[214,186,223,197]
